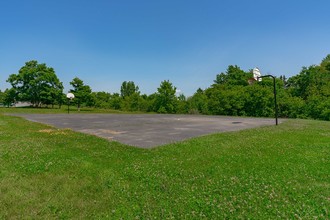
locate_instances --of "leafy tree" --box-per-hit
[121,92,143,111]
[6,60,63,107]
[277,88,306,118]
[0,90,3,104]
[58,93,67,109]
[109,93,122,110]
[286,56,330,120]
[144,93,157,112]
[287,66,316,100]
[154,80,178,113]
[92,91,112,109]
[318,99,330,121]
[69,77,93,111]
[241,85,274,117]
[40,75,64,108]
[206,65,279,117]
[2,88,17,107]
[176,93,189,114]
[279,75,288,88]
[120,81,139,98]
[320,54,330,71]
[214,65,251,86]
[187,88,209,114]
[138,94,152,112]
[205,85,247,116]
[119,81,142,111]
[288,65,329,99]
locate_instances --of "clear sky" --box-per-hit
[1,0,330,96]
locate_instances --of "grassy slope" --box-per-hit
[0,113,329,219]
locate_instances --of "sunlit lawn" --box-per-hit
[0,110,329,219]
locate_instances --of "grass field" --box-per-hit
[0,109,329,219]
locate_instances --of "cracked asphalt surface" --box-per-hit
[12,114,279,148]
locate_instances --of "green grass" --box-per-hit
[0,113,329,219]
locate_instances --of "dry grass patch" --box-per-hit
[38,128,71,135]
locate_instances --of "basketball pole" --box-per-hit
[66,93,75,114]
[258,75,278,126]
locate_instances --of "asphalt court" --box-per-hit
[12,114,279,148]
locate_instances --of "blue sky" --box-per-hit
[1,0,330,96]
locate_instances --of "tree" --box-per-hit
[144,93,157,112]
[320,54,330,71]
[2,88,17,107]
[242,85,274,117]
[187,88,209,114]
[119,81,142,111]
[92,91,112,109]
[139,94,153,112]
[279,75,288,88]
[40,75,64,108]
[69,77,93,111]
[109,93,122,110]
[121,92,143,111]
[176,93,189,114]
[154,80,178,113]
[0,90,3,105]
[210,85,249,116]
[120,81,139,98]
[286,56,330,120]
[6,60,63,107]
[214,65,251,86]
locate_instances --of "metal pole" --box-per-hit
[272,76,278,125]
[258,75,278,125]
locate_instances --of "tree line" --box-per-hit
[1,55,329,121]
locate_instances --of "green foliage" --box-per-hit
[287,60,330,120]
[121,93,143,112]
[120,81,139,98]
[92,91,112,109]
[243,84,274,117]
[277,91,306,118]
[187,88,209,114]
[176,94,189,114]
[69,77,93,111]
[214,65,251,86]
[110,93,122,110]
[320,54,330,71]
[6,60,63,107]
[154,80,178,113]
[119,81,147,112]
[184,55,330,120]
[2,88,17,107]
[2,55,330,120]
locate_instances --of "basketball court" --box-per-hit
[12,114,279,148]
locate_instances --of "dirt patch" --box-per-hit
[79,129,126,135]
[38,129,70,135]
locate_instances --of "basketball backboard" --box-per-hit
[66,93,75,99]
[253,67,262,81]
